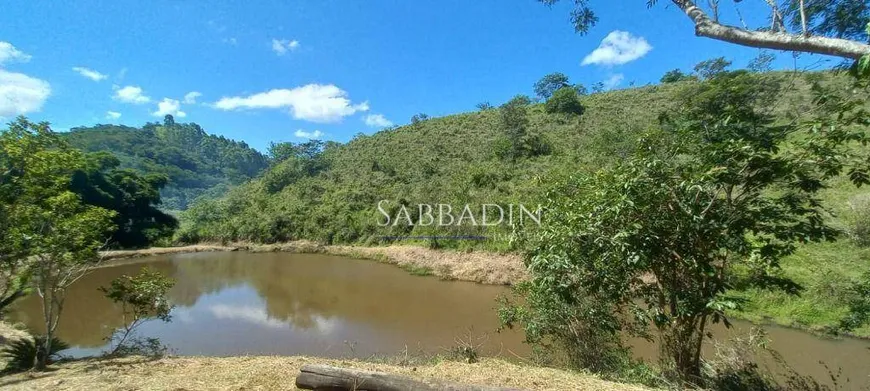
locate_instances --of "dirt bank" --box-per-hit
[101,241,527,285]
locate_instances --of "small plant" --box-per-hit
[838,271,870,333]
[846,194,870,247]
[100,267,175,356]
[445,328,486,363]
[1,336,69,374]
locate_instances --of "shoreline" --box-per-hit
[101,241,527,285]
[0,321,647,391]
[100,243,870,340]
[0,355,650,391]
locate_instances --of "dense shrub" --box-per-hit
[544,87,585,116]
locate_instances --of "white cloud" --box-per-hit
[213,84,368,123]
[0,41,32,65]
[582,31,652,66]
[271,38,300,55]
[113,85,151,104]
[208,304,286,329]
[152,98,186,118]
[72,66,107,81]
[105,111,121,119]
[294,129,324,139]
[0,69,51,118]
[363,113,393,128]
[603,74,625,90]
[183,91,202,104]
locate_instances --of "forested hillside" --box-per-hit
[63,116,269,210]
[178,70,840,247]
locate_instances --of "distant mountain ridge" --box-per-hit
[63,117,269,210]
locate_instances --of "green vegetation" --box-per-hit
[100,267,174,356]
[63,115,269,210]
[1,336,68,374]
[0,118,117,369]
[0,118,182,370]
[178,68,870,346]
[501,69,869,384]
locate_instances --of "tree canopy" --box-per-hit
[63,120,268,210]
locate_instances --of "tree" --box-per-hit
[100,267,174,356]
[747,51,776,73]
[0,118,116,369]
[506,71,870,383]
[475,101,493,111]
[591,82,605,93]
[498,95,534,162]
[540,0,870,59]
[163,114,175,127]
[544,87,585,116]
[410,113,429,124]
[693,57,732,80]
[660,69,696,83]
[70,152,177,248]
[534,72,571,100]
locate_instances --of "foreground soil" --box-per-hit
[0,355,651,391]
[102,241,527,285]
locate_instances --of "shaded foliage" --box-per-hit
[1,336,68,373]
[63,119,268,210]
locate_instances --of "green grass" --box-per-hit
[732,174,870,337]
[401,264,435,277]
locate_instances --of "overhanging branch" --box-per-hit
[672,0,870,59]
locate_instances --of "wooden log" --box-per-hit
[295,364,522,391]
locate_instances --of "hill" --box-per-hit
[176,70,869,336]
[63,118,269,210]
[177,71,833,247]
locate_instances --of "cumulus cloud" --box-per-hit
[72,66,107,81]
[582,31,652,66]
[106,111,121,119]
[294,129,324,139]
[0,41,32,65]
[603,74,625,90]
[208,304,286,329]
[0,69,51,118]
[213,84,368,123]
[363,113,393,128]
[152,98,186,118]
[271,38,300,55]
[183,91,202,104]
[113,85,151,104]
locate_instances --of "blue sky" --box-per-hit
[0,0,836,152]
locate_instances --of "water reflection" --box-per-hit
[10,252,523,357]
[8,252,870,389]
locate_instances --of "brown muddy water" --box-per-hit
[8,252,870,389]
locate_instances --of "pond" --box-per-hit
[8,252,870,389]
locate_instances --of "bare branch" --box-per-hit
[672,0,870,59]
[798,0,808,37]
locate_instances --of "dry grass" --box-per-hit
[101,245,238,261]
[0,355,651,391]
[101,241,527,285]
[0,321,30,346]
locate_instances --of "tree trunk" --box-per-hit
[295,364,520,391]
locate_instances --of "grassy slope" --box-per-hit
[180,71,870,336]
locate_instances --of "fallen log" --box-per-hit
[295,364,523,391]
